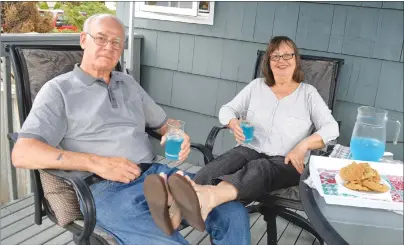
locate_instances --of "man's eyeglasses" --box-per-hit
[87,33,122,50]
[269,53,295,61]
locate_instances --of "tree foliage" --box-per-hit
[53,2,62,10]
[2,2,53,33]
[60,2,116,31]
[38,2,49,9]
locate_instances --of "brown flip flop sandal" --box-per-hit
[144,174,173,235]
[168,174,206,232]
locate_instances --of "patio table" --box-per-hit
[299,145,404,245]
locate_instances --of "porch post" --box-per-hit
[127,1,135,78]
[2,54,18,200]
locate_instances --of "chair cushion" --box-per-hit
[22,49,84,227]
[263,186,304,211]
[21,48,83,102]
[39,170,83,227]
[300,59,335,106]
[74,220,119,245]
[270,186,300,201]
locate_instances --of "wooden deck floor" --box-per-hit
[1,157,322,245]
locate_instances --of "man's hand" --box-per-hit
[228,118,245,144]
[284,142,308,174]
[161,132,191,162]
[95,157,141,184]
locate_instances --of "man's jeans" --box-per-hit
[85,163,251,245]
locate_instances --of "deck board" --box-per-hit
[0,157,317,245]
[250,216,267,244]
[1,195,33,209]
[0,197,317,245]
[1,214,37,239]
[1,218,55,244]
[43,231,74,245]
[185,229,207,244]
[180,226,195,237]
[295,230,316,245]
[277,223,303,245]
[20,223,67,245]
[256,216,290,245]
[1,196,34,218]
[1,204,35,228]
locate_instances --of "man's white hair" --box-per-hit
[83,14,126,35]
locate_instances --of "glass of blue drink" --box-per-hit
[165,120,185,161]
[350,106,401,162]
[240,110,255,144]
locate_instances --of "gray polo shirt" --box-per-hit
[219,78,339,161]
[19,64,167,164]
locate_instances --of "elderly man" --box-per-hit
[11,14,250,245]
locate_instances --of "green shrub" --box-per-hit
[61,2,116,31]
[38,2,49,9]
[53,2,62,9]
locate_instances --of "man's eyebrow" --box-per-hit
[96,32,122,41]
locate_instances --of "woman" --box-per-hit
[144,36,339,234]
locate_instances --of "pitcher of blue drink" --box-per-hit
[350,106,401,162]
[165,120,185,161]
[240,110,255,144]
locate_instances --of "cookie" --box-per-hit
[340,162,364,181]
[361,163,379,181]
[344,181,371,192]
[362,180,389,193]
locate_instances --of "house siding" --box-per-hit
[117,1,404,162]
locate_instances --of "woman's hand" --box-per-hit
[228,118,245,144]
[284,142,308,174]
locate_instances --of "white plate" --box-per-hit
[335,173,391,197]
[309,156,402,210]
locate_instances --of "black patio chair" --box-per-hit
[203,50,344,245]
[5,44,213,245]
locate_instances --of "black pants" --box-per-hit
[193,146,300,202]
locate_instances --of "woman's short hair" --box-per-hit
[261,36,304,87]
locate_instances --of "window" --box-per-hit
[134,1,215,25]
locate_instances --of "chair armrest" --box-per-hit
[7,132,19,143]
[191,143,214,165]
[146,128,162,141]
[205,126,227,152]
[7,133,96,244]
[145,128,214,165]
[311,143,336,157]
[44,169,96,245]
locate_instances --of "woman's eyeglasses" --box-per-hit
[269,53,295,61]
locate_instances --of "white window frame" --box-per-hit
[139,2,198,17]
[134,2,215,25]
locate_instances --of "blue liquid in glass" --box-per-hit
[241,121,254,143]
[165,135,184,160]
[350,137,385,162]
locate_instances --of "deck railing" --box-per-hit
[0,33,143,205]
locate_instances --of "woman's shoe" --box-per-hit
[144,174,174,235]
[167,174,206,232]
